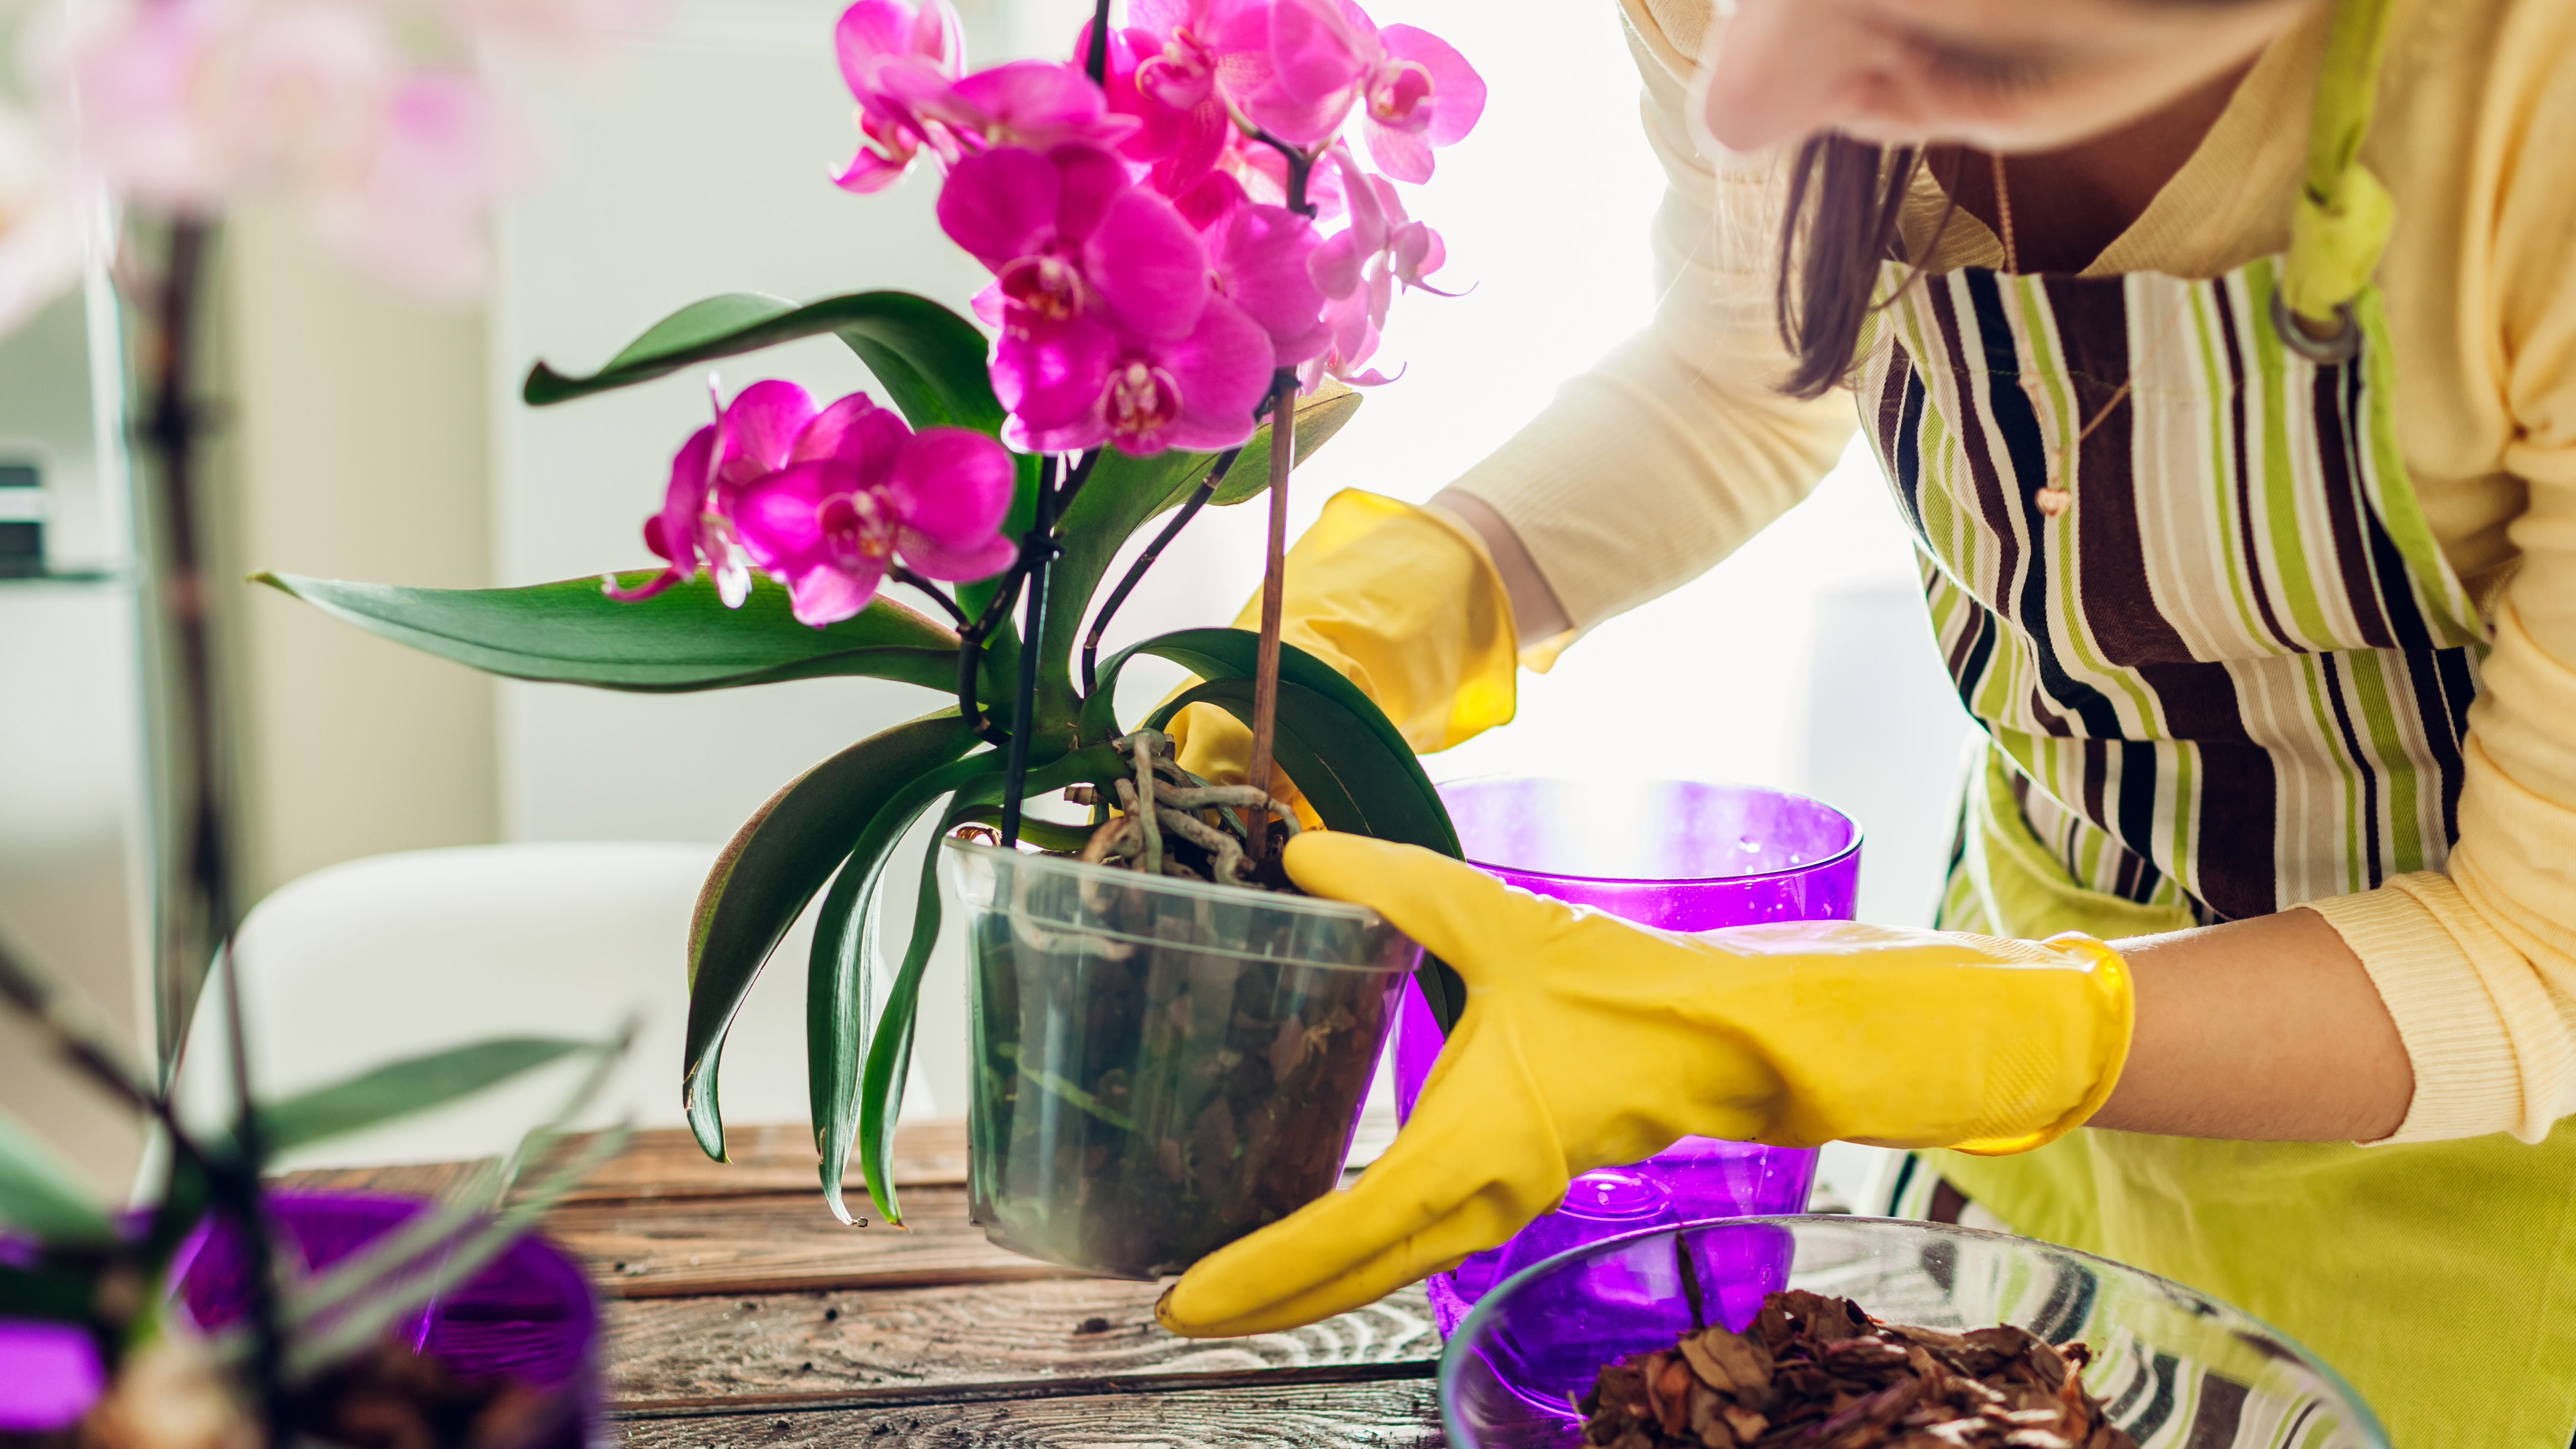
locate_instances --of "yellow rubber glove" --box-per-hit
[1156,833,2134,1338]
[1165,490,1525,815]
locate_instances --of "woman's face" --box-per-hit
[1696,0,2319,154]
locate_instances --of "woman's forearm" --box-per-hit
[2090,908,2413,1142]
[1430,488,1573,647]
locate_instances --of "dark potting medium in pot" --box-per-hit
[945,838,1420,1279]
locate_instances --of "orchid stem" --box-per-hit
[891,565,971,630]
[999,457,1061,849]
[1249,130,1319,218]
[1244,374,1296,860]
[1080,447,1238,694]
[1084,0,1111,84]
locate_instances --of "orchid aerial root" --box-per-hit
[1071,731,1298,885]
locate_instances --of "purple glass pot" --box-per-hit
[3,1194,600,1439]
[176,1192,601,1447]
[1399,778,1862,1336]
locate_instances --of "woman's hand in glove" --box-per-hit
[1154,832,2133,1338]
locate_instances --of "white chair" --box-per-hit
[173,842,945,1172]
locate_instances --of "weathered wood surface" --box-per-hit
[278,1116,1445,1444]
[604,1279,1438,1404]
[615,1377,1445,1449]
[548,1186,1082,1299]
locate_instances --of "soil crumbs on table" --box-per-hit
[1575,1290,2137,1449]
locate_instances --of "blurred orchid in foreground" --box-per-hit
[26,0,636,302]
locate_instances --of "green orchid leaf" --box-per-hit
[257,570,963,695]
[684,712,980,1163]
[259,1037,595,1154]
[853,743,1124,1226]
[1043,385,1362,694]
[802,750,1006,1225]
[522,291,1003,437]
[0,1108,111,1242]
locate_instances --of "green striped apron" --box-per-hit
[1853,1,2576,1441]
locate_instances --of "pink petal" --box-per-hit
[795,392,910,478]
[1047,142,1130,244]
[886,426,1016,546]
[1328,147,1387,252]
[731,460,838,576]
[833,144,913,193]
[1084,188,1210,340]
[936,147,1061,270]
[837,0,917,91]
[992,312,1120,429]
[786,554,889,626]
[1362,117,1433,184]
[1167,168,1248,232]
[897,526,1018,581]
[1308,229,1365,299]
[724,380,819,474]
[1265,0,1368,105]
[1159,295,1274,451]
[1380,25,1484,145]
[1213,204,1327,360]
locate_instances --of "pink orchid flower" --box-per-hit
[610,378,819,606]
[891,59,1139,158]
[996,297,1273,457]
[832,0,966,193]
[1236,0,1481,182]
[1301,147,1447,384]
[1207,199,1331,368]
[938,142,1210,341]
[731,396,1018,627]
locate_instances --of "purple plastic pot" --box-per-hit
[1401,778,1862,1336]
[0,1194,601,1442]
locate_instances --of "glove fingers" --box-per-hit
[1281,834,1572,987]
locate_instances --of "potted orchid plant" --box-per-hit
[263,0,1484,1274]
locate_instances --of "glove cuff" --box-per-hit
[1949,932,2136,1156]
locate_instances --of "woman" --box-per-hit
[1152,0,2576,1438]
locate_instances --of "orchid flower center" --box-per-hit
[1366,60,1434,131]
[1137,29,1214,109]
[997,253,1086,325]
[1103,359,1183,444]
[816,489,896,568]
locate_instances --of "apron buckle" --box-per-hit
[2269,288,2362,366]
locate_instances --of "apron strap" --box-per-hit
[2278,0,2400,355]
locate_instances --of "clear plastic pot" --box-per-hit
[945,838,1420,1280]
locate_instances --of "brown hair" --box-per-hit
[1773,137,1934,399]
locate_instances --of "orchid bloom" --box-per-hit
[1205,195,1332,368]
[831,0,966,193]
[609,377,817,606]
[1236,0,1481,182]
[42,0,535,297]
[939,141,1272,455]
[730,394,1018,627]
[892,58,1139,158]
[1302,146,1447,384]
[999,295,1273,456]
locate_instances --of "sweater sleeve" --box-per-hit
[2303,0,2576,1146]
[1439,0,1855,634]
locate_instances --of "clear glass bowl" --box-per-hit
[1401,779,1862,1334]
[946,838,1419,1279]
[1442,1216,2387,1449]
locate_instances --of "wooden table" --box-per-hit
[285,1117,1446,1449]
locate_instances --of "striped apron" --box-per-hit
[1852,1,2576,1440]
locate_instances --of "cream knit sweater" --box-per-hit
[1445,0,2576,1146]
